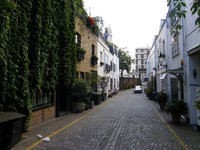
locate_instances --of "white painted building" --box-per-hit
[108,45,120,94]
[97,28,120,96]
[155,19,168,93]
[146,0,200,128]
[165,4,185,102]
[183,0,200,126]
[97,33,111,95]
[146,37,158,91]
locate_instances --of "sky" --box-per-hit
[83,0,168,57]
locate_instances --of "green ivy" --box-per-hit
[0,0,84,129]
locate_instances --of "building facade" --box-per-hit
[135,47,149,81]
[75,16,98,90]
[97,27,120,96]
[183,0,200,125]
[146,0,200,128]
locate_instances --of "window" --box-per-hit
[171,34,179,56]
[163,40,165,55]
[104,53,107,64]
[80,72,84,79]
[92,44,95,55]
[75,32,81,46]
[76,72,79,78]
[113,63,115,72]
[33,90,49,107]
[100,51,103,62]
[141,54,144,58]
[136,66,138,72]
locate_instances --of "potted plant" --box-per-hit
[77,47,86,60]
[155,91,167,110]
[164,100,187,124]
[91,55,98,65]
[145,87,153,99]
[72,78,90,112]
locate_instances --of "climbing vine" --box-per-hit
[0,0,84,128]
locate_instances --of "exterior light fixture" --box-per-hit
[193,69,197,79]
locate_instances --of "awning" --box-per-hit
[167,67,183,75]
[160,73,166,79]
[187,45,200,56]
[167,67,183,80]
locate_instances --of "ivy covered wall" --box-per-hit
[0,0,82,128]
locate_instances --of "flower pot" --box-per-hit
[171,112,181,124]
[159,102,166,110]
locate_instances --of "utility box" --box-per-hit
[0,112,25,150]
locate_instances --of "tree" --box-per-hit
[167,0,200,35]
[118,48,134,78]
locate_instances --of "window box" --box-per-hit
[77,47,86,60]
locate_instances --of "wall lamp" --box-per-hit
[193,69,197,79]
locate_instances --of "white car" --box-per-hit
[134,85,142,93]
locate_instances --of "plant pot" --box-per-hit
[171,112,181,124]
[159,102,166,110]
[91,93,101,105]
[101,93,107,101]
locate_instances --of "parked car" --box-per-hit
[134,85,142,93]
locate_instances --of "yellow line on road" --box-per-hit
[25,100,109,150]
[150,101,189,150]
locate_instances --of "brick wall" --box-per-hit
[29,106,55,126]
[75,17,97,74]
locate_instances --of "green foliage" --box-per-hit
[195,89,200,111]
[164,100,187,114]
[91,55,98,60]
[167,0,200,33]
[155,91,167,104]
[72,78,90,98]
[118,48,134,77]
[77,47,86,53]
[145,81,153,96]
[94,16,104,31]
[0,0,80,128]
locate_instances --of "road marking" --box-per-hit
[25,100,110,150]
[149,101,189,150]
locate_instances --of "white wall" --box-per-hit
[184,0,200,124]
[97,36,111,94]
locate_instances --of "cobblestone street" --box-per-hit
[12,89,200,150]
